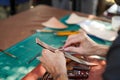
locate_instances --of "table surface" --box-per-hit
[0,5,109,80]
[0,5,72,50]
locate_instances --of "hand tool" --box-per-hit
[36,29,80,36]
[0,49,17,59]
[36,38,97,66]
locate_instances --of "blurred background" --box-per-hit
[0,0,117,19]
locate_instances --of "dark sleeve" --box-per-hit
[103,31,120,80]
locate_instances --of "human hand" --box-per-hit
[63,30,101,56]
[40,49,67,77]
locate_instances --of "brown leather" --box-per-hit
[0,5,108,80]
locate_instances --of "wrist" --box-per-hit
[53,72,68,80]
[53,66,67,76]
[52,66,68,80]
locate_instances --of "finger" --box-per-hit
[40,53,51,64]
[40,56,46,63]
[63,47,84,55]
[63,30,89,48]
[39,56,42,61]
[40,57,51,72]
[41,63,50,72]
[55,50,65,59]
[41,49,48,59]
[42,49,55,57]
[63,32,86,48]
[63,38,81,48]
[42,49,52,54]
[55,50,64,55]
[42,49,48,55]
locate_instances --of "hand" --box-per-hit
[63,30,107,56]
[40,49,67,77]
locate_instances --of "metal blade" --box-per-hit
[64,52,97,66]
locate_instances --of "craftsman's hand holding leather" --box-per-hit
[63,30,109,56]
[40,49,67,78]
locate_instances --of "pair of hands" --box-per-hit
[39,30,108,79]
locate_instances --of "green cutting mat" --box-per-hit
[0,15,112,80]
